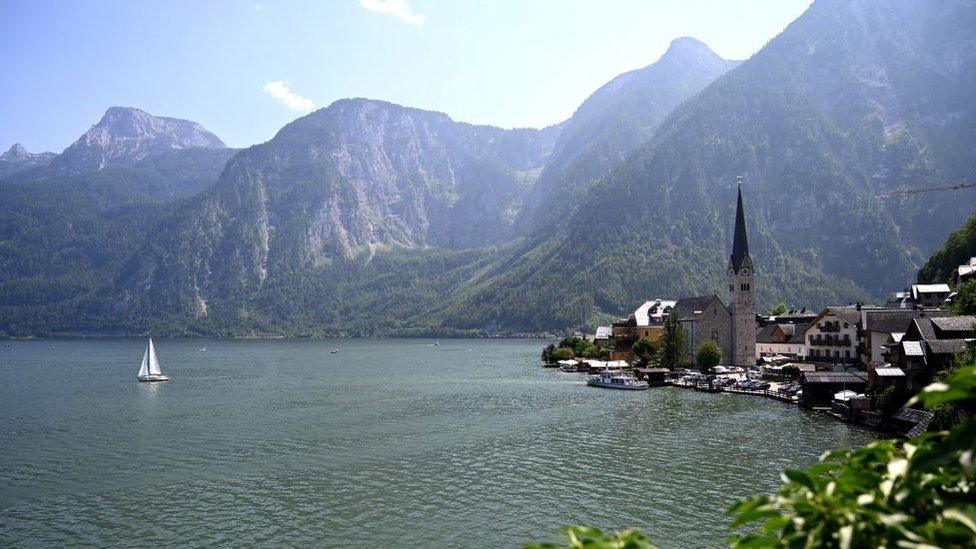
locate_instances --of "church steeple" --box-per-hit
[727,176,756,367]
[730,178,750,272]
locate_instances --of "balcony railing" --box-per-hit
[808,336,852,347]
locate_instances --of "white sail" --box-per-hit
[138,347,150,378]
[147,338,163,376]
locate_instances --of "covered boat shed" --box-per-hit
[799,371,868,409]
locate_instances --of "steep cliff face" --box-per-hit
[116,99,559,316]
[516,37,739,233]
[49,107,226,172]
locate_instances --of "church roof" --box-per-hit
[673,295,728,319]
[730,183,750,271]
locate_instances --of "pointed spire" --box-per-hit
[731,176,750,271]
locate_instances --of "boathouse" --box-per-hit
[799,371,868,409]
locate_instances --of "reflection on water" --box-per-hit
[0,339,873,547]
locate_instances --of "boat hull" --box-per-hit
[586,380,649,390]
[138,375,170,382]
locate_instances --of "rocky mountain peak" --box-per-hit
[1,143,30,160]
[661,36,722,61]
[50,107,226,172]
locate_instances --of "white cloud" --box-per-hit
[263,81,316,112]
[358,0,425,26]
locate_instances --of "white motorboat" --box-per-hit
[137,338,170,382]
[586,370,648,390]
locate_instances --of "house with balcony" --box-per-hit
[801,307,860,365]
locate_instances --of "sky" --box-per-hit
[0,0,813,153]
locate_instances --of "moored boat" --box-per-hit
[586,370,648,390]
[137,338,170,382]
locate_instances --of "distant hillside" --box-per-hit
[516,37,739,234]
[0,144,56,179]
[429,0,976,331]
[918,209,976,284]
[0,109,235,331]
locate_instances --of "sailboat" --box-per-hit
[137,338,170,382]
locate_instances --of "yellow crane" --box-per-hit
[875,180,976,199]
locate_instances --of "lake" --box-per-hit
[0,339,873,547]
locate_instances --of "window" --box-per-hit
[844,350,850,358]
[729,284,734,292]
[740,283,750,291]
[843,322,848,328]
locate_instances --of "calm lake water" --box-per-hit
[0,339,873,547]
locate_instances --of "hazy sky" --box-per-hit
[1,0,813,153]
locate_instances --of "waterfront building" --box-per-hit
[608,299,676,361]
[755,323,806,361]
[801,307,860,365]
[727,182,757,367]
[798,371,868,409]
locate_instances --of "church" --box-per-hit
[673,182,757,367]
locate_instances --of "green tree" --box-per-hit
[770,303,788,316]
[950,279,976,315]
[696,340,722,374]
[658,314,687,370]
[632,336,660,367]
[541,344,557,365]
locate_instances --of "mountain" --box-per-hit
[0,143,56,178]
[428,0,976,331]
[107,99,559,328]
[3,0,976,338]
[0,109,235,332]
[48,106,226,173]
[516,37,739,233]
[918,209,976,285]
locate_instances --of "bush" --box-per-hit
[552,347,575,360]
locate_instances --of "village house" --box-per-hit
[801,307,860,365]
[956,257,976,286]
[757,307,817,327]
[888,315,976,390]
[755,322,806,361]
[608,299,676,361]
[856,308,928,368]
[909,283,952,308]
